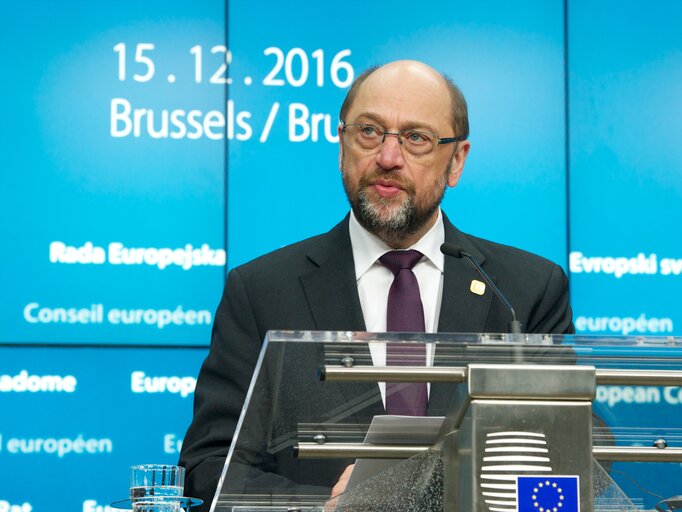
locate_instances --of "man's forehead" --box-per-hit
[346,62,452,130]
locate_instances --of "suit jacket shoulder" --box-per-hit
[229,216,366,339]
[440,215,574,334]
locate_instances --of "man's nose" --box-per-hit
[376,133,405,170]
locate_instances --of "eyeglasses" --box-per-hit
[341,123,466,157]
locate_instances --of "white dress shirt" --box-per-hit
[348,209,445,403]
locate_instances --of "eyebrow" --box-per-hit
[352,112,439,134]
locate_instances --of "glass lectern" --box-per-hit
[211,331,682,512]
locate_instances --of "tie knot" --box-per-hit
[379,250,423,275]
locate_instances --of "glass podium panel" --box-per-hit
[212,331,682,511]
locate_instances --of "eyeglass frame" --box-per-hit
[340,122,467,155]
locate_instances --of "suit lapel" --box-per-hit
[299,217,366,332]
[437,215,494,333]
[300,214,494,334]
[299,217,383,417]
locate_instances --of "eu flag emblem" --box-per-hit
[516,475,580,512]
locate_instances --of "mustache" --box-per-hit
[358,169,416,195]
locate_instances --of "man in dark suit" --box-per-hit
[179,60,574,508]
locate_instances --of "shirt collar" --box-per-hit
[349,209,446,280]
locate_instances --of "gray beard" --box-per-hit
[351,186,442,247]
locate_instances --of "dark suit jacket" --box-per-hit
[179,214,574,508]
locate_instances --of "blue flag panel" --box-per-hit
[517,476,580,512]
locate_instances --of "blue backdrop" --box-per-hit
[1,0,681,510]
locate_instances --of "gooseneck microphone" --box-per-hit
[440,242,523,334]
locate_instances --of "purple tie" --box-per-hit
[379,250,428,416]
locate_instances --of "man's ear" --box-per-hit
[338,125,344,172]
[447,140,471,188]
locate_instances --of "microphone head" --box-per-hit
[440,242,464,259]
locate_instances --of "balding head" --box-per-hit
[339,60,469,139]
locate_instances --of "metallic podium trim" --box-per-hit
[296,443,682,463]
[322,365,682,387]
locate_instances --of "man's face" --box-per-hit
[339,61,470,248]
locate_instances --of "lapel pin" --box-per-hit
[470,279,486,296]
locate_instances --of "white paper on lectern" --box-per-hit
[345,415,445,492]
